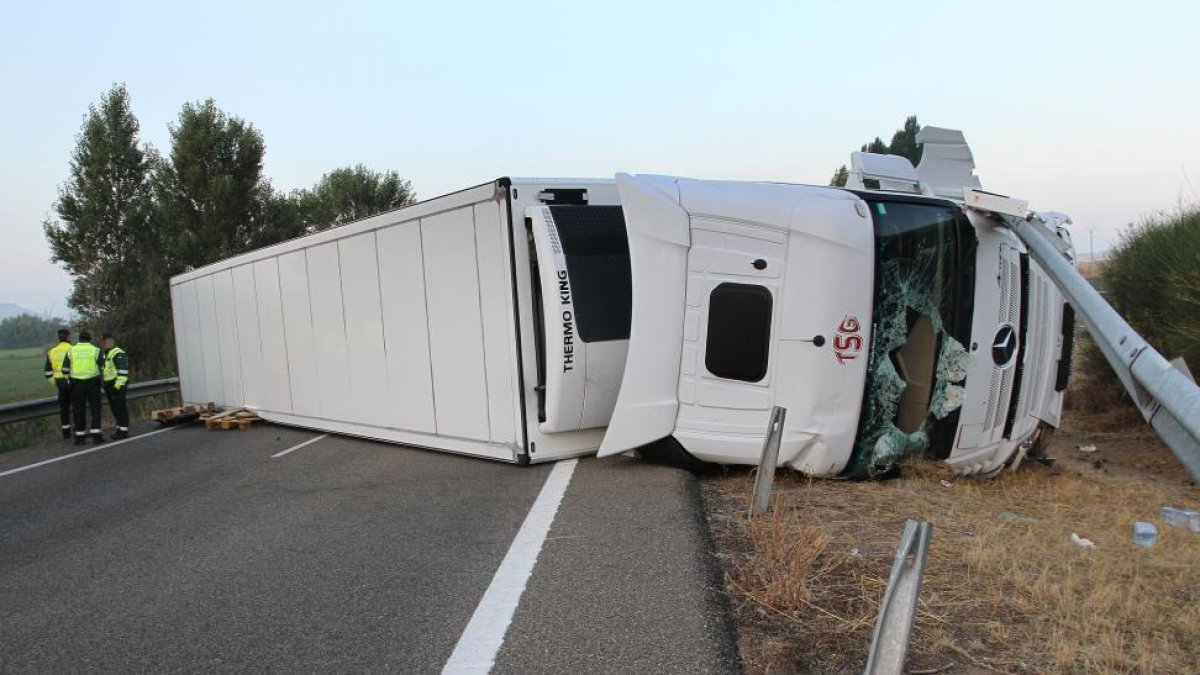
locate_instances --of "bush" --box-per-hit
[1078,205,1200,405]
[0,313,67,350]
[1106,205,1200,365]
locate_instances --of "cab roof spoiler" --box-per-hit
[845,126,983,200]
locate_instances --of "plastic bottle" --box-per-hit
[1133,521,1158,548]
[1160,506,1200,533]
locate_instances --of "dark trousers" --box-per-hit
[103,382,129,429]
[70,378,102,435]
[56,380,72,429]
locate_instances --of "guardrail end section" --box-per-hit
[864,519,933,675]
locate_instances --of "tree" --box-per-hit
[153,99,272,269]
[298,164,415,231]
[44,89,418,378]
[829,116,924,187]
[888,116,922,166]
[0,314,67,350]
[246,185,307,250]
[829,165,850,187]
[43,84,172,374]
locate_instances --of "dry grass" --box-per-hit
[0,392,180,453]
[704,433,1200,674]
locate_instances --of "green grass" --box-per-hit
[0,347,53,405]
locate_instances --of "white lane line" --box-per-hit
[270,434,329,459]
[442,458,579,675]
[0,426,179,478]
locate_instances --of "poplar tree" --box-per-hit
[153,99,272,269]
[44,84,171,373]
[298,164,415,231]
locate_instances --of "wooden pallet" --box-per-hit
[152,403,212,426]
[201,408,263,431]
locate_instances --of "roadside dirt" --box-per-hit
[701,407,1199,674]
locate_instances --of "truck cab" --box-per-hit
[525,128,1074,476]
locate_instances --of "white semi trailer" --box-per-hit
[170,128,1075,477]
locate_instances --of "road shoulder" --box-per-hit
[493,456,740,674]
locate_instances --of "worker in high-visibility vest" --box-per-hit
[43,328,74,439]
[62,331,104,445]
[100,333,131,439]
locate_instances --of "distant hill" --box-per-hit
[0,304,34,321]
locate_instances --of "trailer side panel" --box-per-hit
[377,222,438,433]
[170,181,522,461]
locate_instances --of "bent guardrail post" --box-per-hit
[0,377,180,426]
[749,406,786,517]
[1000,212,1200,482]
[864,519,933,675]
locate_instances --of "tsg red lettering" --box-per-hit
[833,334,862,352]
[834,315,863,365]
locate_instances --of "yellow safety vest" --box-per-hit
[47,341,72,380]
[67,343,102,380]
[103,346,128,388]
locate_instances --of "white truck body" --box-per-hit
[170,129,1074,475]
[170,179,622,464]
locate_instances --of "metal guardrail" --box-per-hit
[1002,213,1200,481]
[750,406,786,517]
[0,377,180,426]
[865,519,934,675]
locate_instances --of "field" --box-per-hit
[702,407,1200,674]
[0,347,53,404]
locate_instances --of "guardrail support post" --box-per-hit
[749,406,786,517]
[864,519,933,675]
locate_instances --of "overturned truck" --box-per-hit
[170,128,1075,477]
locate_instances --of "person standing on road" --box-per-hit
[100,333,131,440]
[43,328,74,439]
[62,331,104,445]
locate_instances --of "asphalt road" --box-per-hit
[0,422,738,674]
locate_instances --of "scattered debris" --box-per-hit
[1077,444,1098,453]
[1133,521,1158,548]
[998,511,1040,524]
[849,547,861,557]
[939,479,954,488]
[1070,533,1096,549]
[1160,506,1200,532]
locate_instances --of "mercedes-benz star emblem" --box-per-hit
[992,325,1018,367]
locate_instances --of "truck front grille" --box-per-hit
[983,250,1022,439]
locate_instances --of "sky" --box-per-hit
[2,0,1198,314]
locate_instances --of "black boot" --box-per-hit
[74,434,86,446]
[61,427,72,440]
[112,429,129,440]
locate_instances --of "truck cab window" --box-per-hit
[848,195,978,475]
[705,283,773,382]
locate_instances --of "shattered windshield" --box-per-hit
[846,196,977,477]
